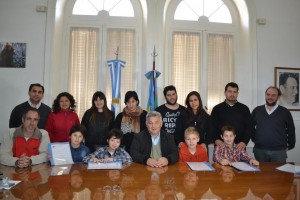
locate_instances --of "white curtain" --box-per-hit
[68,27,99,119]
[207,33,233,112]
[171,32,233,111]
[172,32,201,105]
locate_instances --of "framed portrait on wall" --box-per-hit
[275,67,300,111]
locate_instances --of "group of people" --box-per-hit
[0,82,296,169]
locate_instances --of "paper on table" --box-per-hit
[48,142,74,166]
[230,162,260,172]
[186,162,215,171]
[0,180,21,190]
[87,161,123,170]
[276,164,300,174]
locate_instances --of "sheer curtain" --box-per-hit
[105,28,136,112]
[171,32,233,111]
[207,33,233,112]
[68,27,99,119]
[172,32,201,105]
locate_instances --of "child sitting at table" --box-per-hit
[213,125,259,166]
[179,127,208,162]
[83,129,132,163]
[69,124,90,162]
[48,124,90,163]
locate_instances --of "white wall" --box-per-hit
[0,0,49,139]
[0,0,299,162]
[253,0,300,162]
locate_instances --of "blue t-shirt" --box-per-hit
[70,143,90,162]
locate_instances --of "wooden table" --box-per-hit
[0,162,298,199]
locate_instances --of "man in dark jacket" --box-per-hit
[130,111,178,167]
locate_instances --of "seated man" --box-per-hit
[0,108,50,168]
[130,111,178,167]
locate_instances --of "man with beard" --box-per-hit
[251,86,295,162]
[155,85,185,146]
[211,82,252,150]
[9,83,51,129]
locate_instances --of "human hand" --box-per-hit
[250,159,259,166]
[200,143,207,152]
[47,153,51,160]
[215,139,224,147]
[16,154,31,168]
[220,159,231,166]
[146,158,159,167]
[157,157,168,167]
[178,142,184,148]
[101,158,113,163]
[236,142,246,150]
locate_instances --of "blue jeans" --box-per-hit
[253,148,287,162]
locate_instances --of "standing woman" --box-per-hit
[45,92,80,142]
[81,91,114,152]
[182,91,213,150]
[114,91,147,152]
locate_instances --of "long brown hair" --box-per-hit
[89,91,113,125]
[185,91,206,124]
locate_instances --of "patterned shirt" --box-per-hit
[83,146,132,164]
[213,143,253,164]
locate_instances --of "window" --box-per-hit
[67,0,138,118]
[169,0,235,111]
[73,0,134,17]
[174,0,232,23]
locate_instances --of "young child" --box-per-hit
[179,127,208,162]
[83,129,132,163]
[69,124,90,162]
[213,125,259,166]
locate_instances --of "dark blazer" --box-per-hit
[130,129,179,164]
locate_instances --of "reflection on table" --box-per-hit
[0,162,298,199]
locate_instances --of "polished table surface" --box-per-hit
[0,162,298,199]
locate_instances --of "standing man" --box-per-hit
[9,83,51,129]
[211,82,252,150]
[252,86,295,162]
[155,85,185,146]
[130,111,178,167]
[0,108,50,167]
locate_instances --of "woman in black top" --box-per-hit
[81,91,114,152]
[114,91,147,152]
[182,91,213,150]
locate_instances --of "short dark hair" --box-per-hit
[279,73,298,86]
[221,125,236,136]
[124,91,139,105]
[107,128,123,140]
[163,85,177,96]
[225,82,239,91]
[29,83,44,93]
[22,107,40,120]
[265,86,281,96]
[69,124,87,139]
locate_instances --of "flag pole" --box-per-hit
[151,46,158,106]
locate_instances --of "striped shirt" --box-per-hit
[83,146,132,164]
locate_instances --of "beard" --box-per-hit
[266,100,276,107]
[166,99,177,105]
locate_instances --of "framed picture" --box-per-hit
[275,67,300,111]
[0,42,26,68]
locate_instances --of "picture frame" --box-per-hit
[0,42,26,68]
[275,67,300,111]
